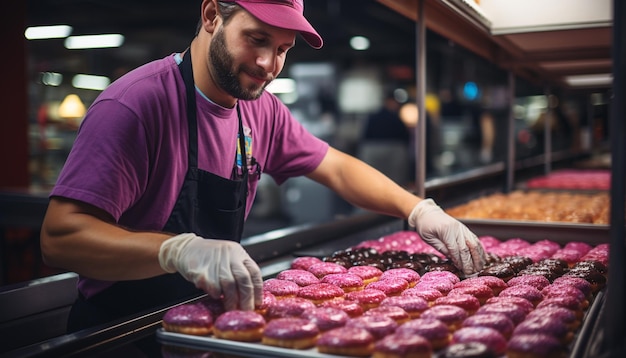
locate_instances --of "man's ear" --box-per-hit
[201,0,219,33]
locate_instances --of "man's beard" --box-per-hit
[209,28,271,100]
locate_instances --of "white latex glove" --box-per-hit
[408,199,486,275]
[158,233,263,311]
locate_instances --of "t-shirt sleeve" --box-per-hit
[51,99,150,221]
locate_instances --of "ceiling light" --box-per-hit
[25,25,72,40]
[72,74,111,90]
[565,74,612,87]
[41,72,63,86]
[350,36,370,51]
[65,34,125,49]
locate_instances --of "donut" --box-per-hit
[255,291,277,316]
[498,284,543,306]
[345,289,387,311]
[402,287,443,306]
[512,315,573,344]
[197,296,225,317]
[308,262,348,278]
[261,317,320,349]
[452,327,507,356]
[297,283,345,305]
[425,261,462,277]
[265,297,316,319]
[321,273,365,293]
[461,313,515,339]
[364,305,410,325]
[396,318,451,350]
[420,305,468,332]
[366,277,409,296]
[301,306,349,332]
[562,267,607,293]
[447,283,494,305]
[348,265,383,285]
[434,294,480,315]
[262,278,300,300]
[541,284,588,309]
[291,256,322,271]
[516,267,559,282]
[316,326,375,357]
[474,303,526,325]
[572,259,608,276]
[478,263,515,282]
[346,314,399,339]
[484,296,534,314]
[501,256,533,273]
[455,276,507,296]
[552,276,593,298]
[213,310,266,342]
[379,268,421,287]
[536,296,584,320]
[421,270,461,284]
[526,306,580,331]
[380,295,429,319]
[413,279,454,295]
[506,333,567,358]
[162,302,213,336]
[276,269,320,287]
[507,275,551,291]
[443,342,497,358]
[320,298,364,318]
[372,332,432,358]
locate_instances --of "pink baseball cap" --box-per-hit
[222,0,323,49]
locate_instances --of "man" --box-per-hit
[40,0,486,333]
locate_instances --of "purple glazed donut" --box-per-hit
[420,305,468,331]
[474,303,526,325]
[301,306,349,332]
[320,273,365,293]
[261,317,320,349]
[366,277,409,296]
[162,302,213,336]
[276,269,320,287]
[435,294,481,314]
[396,317,451,350]
[380,295,429,319]
[373,332,432,357]
[213,310,266,342]
[263,278,300,299]
[499,284,543,306]
[506,333,567,358]
[316,326,375,357]
[346,314,398,339]
[512,315,573,344]
[265,297,316,319]
[452,326,507,356]
[461,312,515,339]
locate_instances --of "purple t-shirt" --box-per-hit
[51,54,329,297]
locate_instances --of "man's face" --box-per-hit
[208,10,296,101]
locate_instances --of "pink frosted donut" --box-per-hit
[262,317,320,349]
[291,256,323,271]
[379,268,421,287]
[381,295,429,319]
[452,326,508,355]
[301,306,349,332]
[297,283,345,305]
[366,277,409,296]
[435,294,480,314]
[308,262,348,278]
[373,332,432,358]
[541,284,588,308]
[551,249,583,267]
[526,306,579,331]
[507,275,551,291]
[448,283,494,305]
[484,296,534,314]
[461,312,515,339]
[266,297,316,319]
[317,326,375,357]
[396,318,451,350]
[512,315,573,344]
[507,333,567,358]
[345,289,387,311]
[552,276,593,297]
[499,284,543,306]
[213,310,266,342]
[320,299,364,318]
[162,302,213,336]
[364,305,410,324]
[414,279,454,295]
[255,291,277,316]
[346,314,398,339]
[320,273,364,293]
[536,296,584,320]
[263,278,300,299]
[475,303,526,325]
[421,270,461,284]
[456,276,508,296]
[348,265,383,285]
[402,287,443,305]
[276,269,320,287]
[421,305,468,331]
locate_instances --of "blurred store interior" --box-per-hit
[1,0,615,284]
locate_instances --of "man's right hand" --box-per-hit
[159,233,263,311]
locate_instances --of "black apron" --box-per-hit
[67,49,249,334]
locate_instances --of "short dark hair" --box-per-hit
[195,1,241,36]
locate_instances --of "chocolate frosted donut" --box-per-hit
[478,263,515,282]
[373,332,432,358]
[301,306,349,332]
[461,312,515,339]
[507,275,551,291]
[266,297,316,319]
[475,303,526,325]
[366,277,409,296]
[345,288,387,311]
[379,268,421,287]
[499,284,543,306]
[452,327,507,356]
[421,305,468,331]
[426,261,462,276]
[347,265,383,285]
[263,278,300,299]
[308,262,348,278]
[501,256,533,273]
[162,302,213,336]
[297,283,345,305]
[276,269,320,287]
[364,305,410,324]
[213,310,266,342]
[381,295,429,319]
[506,333,567,358]
[320,299,364,318]
[262,317,320,349]
[435,294,480,314]
[444,342,496,358]
[291,256,322,271]
[321,273,365,293]
[346,314,398,339]
[396,318,451,350]
[317,326,375,357]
